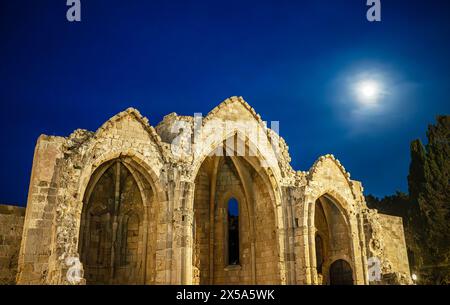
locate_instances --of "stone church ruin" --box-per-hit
[0,97,411,285]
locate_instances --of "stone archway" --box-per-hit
[313,195,354,285]
[78,158,158,284]
[191,136,282,285]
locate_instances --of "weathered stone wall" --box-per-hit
[0,205,25,284]
[363,209,412,284]
[16,135,65,284]
[377,214,410,276]
[10,96,412,285]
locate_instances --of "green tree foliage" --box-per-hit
[366,115,450,284]
[366,192,409,217]
[416,116,450,264]
[408,139,426,202]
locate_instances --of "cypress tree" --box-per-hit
[419,116,450,264]
[366,115,449,283]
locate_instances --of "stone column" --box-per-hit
[154,199,172,284]
[349,214,366,285]
[171,179,195,284]
[17,135,65,284]
[294,224,312,284]
[307,200,318,285]
[357,212,369,284]
[282,187,298,285]
[293,194,313,285]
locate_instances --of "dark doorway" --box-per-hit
[329,259,353,285]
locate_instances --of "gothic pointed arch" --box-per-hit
[302,155,367,285]
[191,133,286,285]
[78,154,165,285]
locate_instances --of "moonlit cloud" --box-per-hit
[347,70,389,113]
[354,79,383,106]
[331,63,413,135]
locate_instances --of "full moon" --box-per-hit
[354,80,382,105]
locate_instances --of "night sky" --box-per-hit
[1,0,449,206]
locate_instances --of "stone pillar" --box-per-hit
[181,207,194,284]
[155,167,175,284]
[17,135,65,284]
[349,215,366,285]
[294,224,312,284]
[171,179,195,284]
[308,224,318,285]
[292,195,311,284]
[275,209,288,285]
[357,213,369,284]
[281,187,297,285]
[307,200,318,285]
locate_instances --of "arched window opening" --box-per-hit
[227,198,239,265]
[315,234,324,274]
[80,161,145,284]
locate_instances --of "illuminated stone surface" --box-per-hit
[0,97,411,284]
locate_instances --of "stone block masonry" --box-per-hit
[2,96,412,285]
[0,204,25,284]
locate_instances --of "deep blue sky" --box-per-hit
[1,0,449,206]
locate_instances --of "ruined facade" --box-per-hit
[1,97,411,284]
